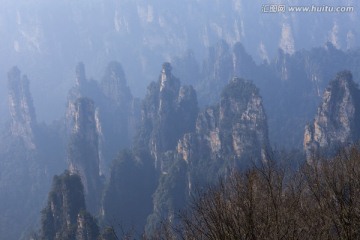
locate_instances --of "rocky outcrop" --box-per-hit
[99,61,140,165]
[137,62,198,170]
[304,71,360,158]
[274,49,291,81]
[7,66,36,149]
[101,150,157,237]
[68,97,102,214]
[66,62,140,175]
[101,61,132,105]
[147,77,271,234]
[198,41,261,106]
[145,156,188,235]
[66,62,103,134]
[76,212,100,240]
[232,42,258,80]
[199,41,233,104]
[40,171,99,240]
[0,67,69,240]
[177,77,270,178]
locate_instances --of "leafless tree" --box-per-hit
[149,145,360,240]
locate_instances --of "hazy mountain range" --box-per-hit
[0,0,358,123]
[0,1,359,239]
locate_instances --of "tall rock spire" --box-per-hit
[68,97,102,214]
[40,171,99,240]
[304,71,360,158]
[75,62,87,87]
[7,66,36,149]
[101,61,131,105]
[178,77,270,174]
[147,77,271,234]
[137,62,198,171]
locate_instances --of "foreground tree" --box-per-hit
[302,147,360,239]
[151,145,360,240]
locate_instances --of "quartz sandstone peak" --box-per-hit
[40,171,99,239]
[149,77,272,230]
[304,71,360,158]
[101,61,131,104]
[7,66,36,149]
[67,61,139,177]
[138,62,198,170]
[76,62,86,87]
[68,97,102,214]
[177,77,270,171]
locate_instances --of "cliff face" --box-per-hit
[7,66,36,149]
[137,62,198,170]
[100,61,140,165]
[66,62,140,175]
[40,171,99,240]
[178,77,270,177]
[220,77,269,159]
[101,61,132,105]
[147,77,270,235]
[66,62,103,135]
[304,71,360,158]
[199,41,259,105]
[75,212,100,240]
[68,97,102,214]
[0,67,69,239]
[101,150,157,236]
[197,41,360,150]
